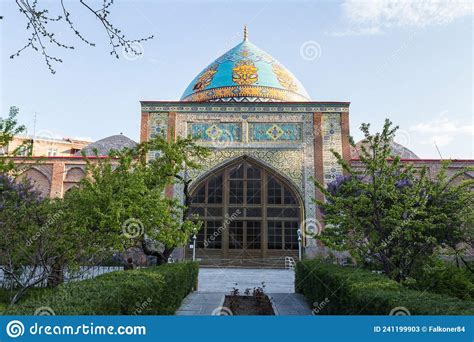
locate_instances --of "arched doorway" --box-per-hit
[187,157,302,264]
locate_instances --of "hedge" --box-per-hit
[406,259,474,301]
[295,260,474,315]
[5,262,198,315]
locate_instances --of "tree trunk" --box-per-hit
[179,177,192,221]
[47,261,65,287]
[140,237,171,265]
[10,287,29,306]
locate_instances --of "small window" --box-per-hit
[245,208,261,217]
[230,164,244,179]
[284,222,299,250]
[206,207,222,218]
[247,166,261,179]
[267,176,282,204]
[206,220,222,249]
[192,185,206,204]
[284,189,297,204]
[207,175,223,204]
[229,179,244,204]
[268,221,283,249]
[16,146,30,156]
[246,221,261,249]
[229,221,244,249]
[47,148,58,156]
[246,180,261,204]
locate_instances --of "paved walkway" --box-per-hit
[198,268,295,293]
[175,292,226,316]
[175,268,312,316]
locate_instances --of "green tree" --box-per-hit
[0,175,53,304]
[314,119,473,281]
[428,163,474,271]
[0,106,29,174]
[65,135,209,266]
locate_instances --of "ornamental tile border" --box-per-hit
[321,113,344,186]
[141,104,349,113]
[147,112,169,160]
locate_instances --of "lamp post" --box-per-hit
[297,229,302,261]
[192,234,197,261]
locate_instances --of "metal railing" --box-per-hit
[0,265,124,289]
[284,256,296,270]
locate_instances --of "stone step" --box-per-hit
[196,258,296,269]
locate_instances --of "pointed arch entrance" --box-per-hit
[187,156,303,263]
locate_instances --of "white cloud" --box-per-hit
[420,134,453,146]
[73,136,93,142]
[409,114,474,147]
[337,0,472,35]
[330,26,384,37]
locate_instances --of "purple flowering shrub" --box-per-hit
[395,178,412,189]
[313,119,473,283]
[0,173,52,301]
[0,174,43,210]
[327,175,353,196]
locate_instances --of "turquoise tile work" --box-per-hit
[188,123,242,142]
[180,37,311,102]
[249,123,302,142]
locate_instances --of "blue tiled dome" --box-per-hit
[181,31,310,102]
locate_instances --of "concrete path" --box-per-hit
[270,293,312,315]
[198,267,295,293]
[175,268,312,316]
[175,292,226,316]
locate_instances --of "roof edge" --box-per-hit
[140,100,351,106]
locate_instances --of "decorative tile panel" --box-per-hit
[148,113,168,139]
[188,123,242,142]
[321,113,344,185]
[148,113,169,160]
[249,123,302,142]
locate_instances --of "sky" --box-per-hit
[0,0,472,159]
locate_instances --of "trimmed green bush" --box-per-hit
[5,262,198,315]
[405,258,474,301]
[295,260,474,315]
[0,288,53,308]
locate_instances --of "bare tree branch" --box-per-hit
[11,0,154,74]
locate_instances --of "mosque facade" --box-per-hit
[140,31,352,262]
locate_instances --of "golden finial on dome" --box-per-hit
[243,25,248,41]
